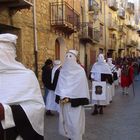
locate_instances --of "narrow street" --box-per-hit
[45,79,140,140]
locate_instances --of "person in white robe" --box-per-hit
[90,54,113,115]
[46,60,61,114]
[0,33,45,140]
[107,58,118,97]
[55,50,90,140]
[115,64,121,87]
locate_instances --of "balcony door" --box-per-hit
[55,39,60,60]
[55,37,66,63]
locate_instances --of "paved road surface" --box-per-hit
[44,80,140,140]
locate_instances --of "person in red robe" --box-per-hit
[120,60,134,95]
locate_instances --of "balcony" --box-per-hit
[126,2,134,14]
[108,18,118,31]
[118,25,126,35]
[93,28,100,42]
[79,22,100,44]
[0,0,33,10]
[118,7,125,19]
[50,2,80,36]
[109,38,117,50]
[125,20,136,30]
[108,0,118,11]
[108,33,117,50]
[88,0,100,13]
[126,40,138,48]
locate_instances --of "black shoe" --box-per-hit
[46,111,54,116]
[99,110,103,114]
[99,107,103,114]
[91,110,98,115]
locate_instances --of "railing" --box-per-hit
[79,22,93,42]
[108,18,118,30]
[109,38,117,49]
[0,0,33,9]
[127,40,138,47]
[93,28,100,42]
[79,22,100,43]
[118,7,125,19]
[108,0,118,11]
[125,19,136,30]
[50,1,80,35]
[118,25,127,34]
[88,0,99,13]
[126,2,134,14]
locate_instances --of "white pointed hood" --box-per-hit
[55,50,89,99]
[91,54,112,74]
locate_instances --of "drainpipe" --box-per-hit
[33,0,38,77]
[73,0,75,49]
[104,0,107,58]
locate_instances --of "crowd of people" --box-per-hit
[42,52,140,140]
[42,50,89,140]
[0,33,140,140]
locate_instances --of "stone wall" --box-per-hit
[0,0,80,85]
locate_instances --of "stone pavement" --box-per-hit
[44,80,140,140]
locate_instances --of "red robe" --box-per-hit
[121,65,134,88]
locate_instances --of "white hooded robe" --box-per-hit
[55,50,89,140]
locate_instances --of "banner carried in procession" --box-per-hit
[92,81,106,101]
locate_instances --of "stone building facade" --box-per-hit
[0,0,81,85]
[0,0,140,85]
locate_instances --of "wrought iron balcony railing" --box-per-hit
[127,40,138,48]
[0,0,33,10]
[118,25,127,35]
[79,22,100,44]
[93,28,100,42]
[118,7,125,19]
[88,0,100,13]
[108,0,118,11]
[109,38,117,50]
[108,18,118,31]
[125,20,136,30]
[50,1,80,36]
[126,2,134,14]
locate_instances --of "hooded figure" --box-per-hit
[55,50,89,140]
[107,58,118,96]
[46,60,61,115]
[0,33,45,140]
[90,54,113,115]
